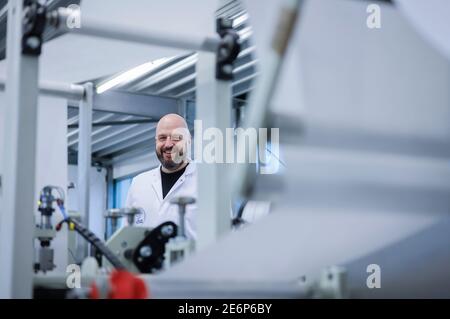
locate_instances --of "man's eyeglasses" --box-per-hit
[156,134,184,143]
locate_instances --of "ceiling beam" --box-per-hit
[90,90,179,118]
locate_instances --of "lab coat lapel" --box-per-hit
[163,162,196,202]
[151,166,163,204]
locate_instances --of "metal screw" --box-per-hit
[161,224,174,237]
[139,245,152,258]
[26,36,40,50]
[222,64,233,75]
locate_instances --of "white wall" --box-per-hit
[67,165,107,241]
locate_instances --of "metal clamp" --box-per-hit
[170,196,196,238]
[22,0,47,56]
[216,18,241,80]
[132,221,178,273]
[104,207,143,240]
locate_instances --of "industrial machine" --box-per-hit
[101,198,197,273]
[103,216,178,273]
[34,186,65,273]
[34,184,197,277]
[164,197,196,268]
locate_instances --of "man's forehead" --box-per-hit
[157,124,186,133]
[156,114,188,135]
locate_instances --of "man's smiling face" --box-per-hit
[155,114,190,171]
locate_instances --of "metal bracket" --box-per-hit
[132,221,178,273]
[216,18,240,80]
[22,0,47,56]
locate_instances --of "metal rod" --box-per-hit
[39,81,85,100]
[56,9,221,53]
[0,77,85,101]
[68,119,157,129]
[0,0,39,299]
[77,82,93,258]
[196,51,232,250]
[179,206,186,238]
[234,0,302,197]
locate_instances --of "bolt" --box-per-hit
[139,245,152,258]
[222,64,233,75]
[161,224,174,237]
[26,36,41,50]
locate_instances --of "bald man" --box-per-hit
[125,114,198,239]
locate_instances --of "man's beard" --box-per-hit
[156,146,185,170]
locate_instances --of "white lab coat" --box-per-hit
[125,162,198,240]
